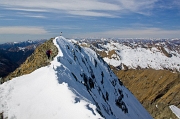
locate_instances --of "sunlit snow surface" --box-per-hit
[0,36,152,119]
[170,105,180,118]
[94,41,180,71]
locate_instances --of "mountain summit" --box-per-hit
[0,36,152,119]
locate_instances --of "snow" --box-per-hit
[18,47,25,51]
[93,41,180,71]
[0,36,152,119]
[13,42,18,44]
[170,105,180,118]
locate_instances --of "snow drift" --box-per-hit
[0,36,152,119]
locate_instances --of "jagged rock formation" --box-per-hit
[2,38,58,83]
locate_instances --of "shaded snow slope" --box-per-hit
[0,36,152,119]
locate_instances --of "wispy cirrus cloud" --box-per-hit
[4,7,48,12]
[0,0,159,17]
[0,26,48,34]
[0,0,120,17]
[117,0,158,15]
[17,12,46,18]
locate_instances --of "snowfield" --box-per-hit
[0,36,152,119]
[89,40,180,71]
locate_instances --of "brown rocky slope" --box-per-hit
[111,67,180,119]
[1,38,58,83]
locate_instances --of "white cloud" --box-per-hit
[0,26,48,34]
[17,12,46,18]
[5,7,47,12]
[68,10,117,17]
[1,0,120,11]
[116,0,158,15]
[0,0,158,17]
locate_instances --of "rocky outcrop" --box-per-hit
[112,68,180,119]
[1,38,58,83]
[0,112,3,119]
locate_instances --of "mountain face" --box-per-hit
[76,38,180,119]
[0,36,152,119]
[0,39,46,79]
[0,51,18,78]
[0,39,46,50]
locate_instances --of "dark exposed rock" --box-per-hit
[0,112,3,119]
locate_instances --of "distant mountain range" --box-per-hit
[0,39,46,78]
[77,38,180,71]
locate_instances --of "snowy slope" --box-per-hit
[86,39,180,71]
[0,36,152,119]
[170,105,180,118]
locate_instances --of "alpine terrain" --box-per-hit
[77,38,180,119]
[0,36,152,119]
[0,39,46,79]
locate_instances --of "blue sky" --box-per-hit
[0,0,180,43]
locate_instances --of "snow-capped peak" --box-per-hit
[0,36,152,119]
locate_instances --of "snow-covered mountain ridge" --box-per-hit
[0,39,46,50]
[0,36,152,119]
[76,38,180,72]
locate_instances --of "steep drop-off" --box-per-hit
[112,68,180,119]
